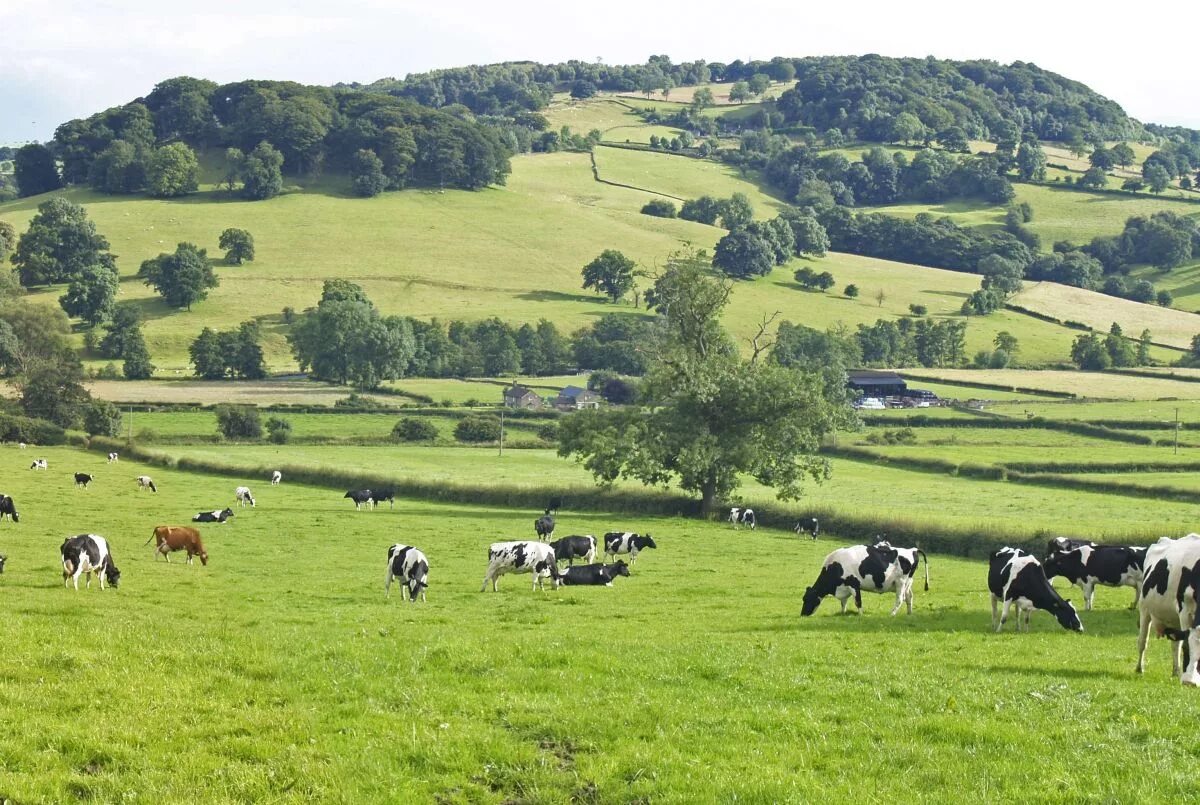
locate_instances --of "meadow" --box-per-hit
[1009,281,1200,349]
[2,444,1198,801]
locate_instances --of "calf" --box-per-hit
[988,547,1083,633]
[136,475,157,493]
[795,517,820,540]
[145,525,208,565]
[60,534,121,590]
[192,507,234,524]
[1136,534,1200,685]
[0,495,18,522]
[801,541,929,616]
[107,452,119,463]
[74,473,93,489]
[603,532,656,564]
[481,541,561,592]
[550,535,596,566]
[345,489,374,510]
[385,544,429,602]
[30,459,47,471]
[561,561,630,586]
[235,486,255,507]
[534,512,555,540]
[729,507,756,530]
[270,470,282,485]
[1043,541,1146,610]
[371,488,396,509]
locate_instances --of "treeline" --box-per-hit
[771,318,969,371]
[13,77,513,198]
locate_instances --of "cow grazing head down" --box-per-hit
[0,554,6,573]
[1052,600,1083,632]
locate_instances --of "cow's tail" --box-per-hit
[917,549,929,591]
[144,530,157,547]
[149,481,157,493]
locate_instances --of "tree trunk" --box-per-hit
[700,472,718,518]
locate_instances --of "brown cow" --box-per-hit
[145,526,208,565]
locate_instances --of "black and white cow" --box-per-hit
[235,486,255,507]
[74,473,93,489]
[549,535,596,566]
[107,452,119,463]
[30,459,47,471]
[795,517,820,540]
[192,507,235,524]
[546,496,563,515]
[1043,540,1146,610]
[603,532,656,564]
[371,488,396,509]
[988,547,1083,633]
[0,495,18,522]
[60,534,121,590]
[801,541,929,616]
[270,470,282,485]
[385,544,429,602]
[534,512,555,540]
[561,561,630,586]
[345,489,374,510]
[0,554,6,574]
[136,475,157,493]
[729,508,756,530]
[481,541,561,592]
[1136,534,1200,685]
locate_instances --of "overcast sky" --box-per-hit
[2,0,1197,144]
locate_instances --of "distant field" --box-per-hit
[987,398,1200,422]
[592,146,786,212]
[617,81,794,106]
[387,374,589,405]
[863,442,1199,468]
[1010,281,1200,349]
[895,379,1056,402]
[1131,260,1200,313]
[82,378,399,406]
[905,369,1200,400]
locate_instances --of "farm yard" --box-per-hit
[1,443,1198,801]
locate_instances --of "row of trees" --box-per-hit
[1070,324,1154,370]
[772,317,969,371]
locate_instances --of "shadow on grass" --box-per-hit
[516,290,605,304]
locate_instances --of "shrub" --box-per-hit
[95,362,123,380]
[454,415,502,443]
[393,417,438,442]
[265,416,292,444]
[335,393,386,410]
[83,400,122,437]
[909,304,928,316]
[844,284,859,298]
[282,306,295,324]
[640,199,677,218]
[215,404,262,439]
[536,422,559,442]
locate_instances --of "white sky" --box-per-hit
[2,0,1198,144]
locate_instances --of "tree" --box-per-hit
[875,289,886,307]
[1016,141,1047,181]
[845,284,859,298]
[121,328,155,379]
[714,231,774,279]
[222,147,244,193]
[889,112,925,145]
[455,415,502,443]
[1088,147,1116,171]
[993,331,1019,360]
[88,140,146,194]
[779,210,830,257]
[265,416,292,444]
[14,144,61,196]
[1078,167,1107,189]
[1070,333,1111,370]
[1136,329,1152,366]
[83,400,122,437]
[691,87,715,112]
[728,82,751,104]
[146,143,200,197]
[641,199,677,218]
[11,198,116,287]
[719,193,753,230]
[240,141,284,200]
[218,228,255,264]
[581,250,636,303]
[17,359,91,428]
[679,196,724,225]
[0,221,14,264]
[558,248,853,514]
[351,149,387,197]
[393,417,438,442]
[59,262,120,325]
[1111,143,1135,168]
[139,243,219,310]
[215,405,263,439]
[189,328,226,379]
[937,127,970,153]
[747,74,771,96]
[1144,163,1171,194]
[978,255,1025,296]
[1105,322,1135,367]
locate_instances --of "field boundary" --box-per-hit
[898,372,1077,398]
[588,149,686,200]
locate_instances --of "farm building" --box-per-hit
[503,384,543,409]
[554,386,602,411]
[847,370,907,398]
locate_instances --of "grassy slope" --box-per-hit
[1010,281,1200,349]
[6,446,1195,801]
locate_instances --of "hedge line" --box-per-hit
[859,414,1153,444]
[899,373,1076,398]
[0,413,67,445]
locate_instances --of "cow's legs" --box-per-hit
[1136,610,1152,673]
[1172,639,1182,677]
[1130,584,1141,610]
[1082,581,1095,612]
[905,581,915,615]
[890,584,904,616]
[998,598,1012,632]
[990,594,999,630]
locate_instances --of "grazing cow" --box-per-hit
[18,442,26,450]
[145,525,208,565]
[534,511,555,540]
[0,554,6,574]
[729,507,756,530]
[345,489,374,510]
[1043,540,1146,610]
[550,535,596,566]
[1136,534,1200,685]
[481,541,562,592]
[603,532,656,564]
[385,544,429,602]
[235,486,255,507]
[795,517,820,540]
[801,541,929,616]
[136,475,157,493]
[30,459,47,471]
[371,488,396,509]
[0,495,18,522]
[74,473,93,489]
[270,470,282,485]
[988,547,1083,633]
[192,507,234,524]
[547,496,563,515]
[107,452,119,463]
[561,561,631,586]
[60,534,121,590]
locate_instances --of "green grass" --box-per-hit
[592,145,787,212]
[386,374,590,405]
[987,398,1200,422]
[1010,281,1200,349]
[893,379,1058,402]
[8,445,1197,800]
[904,369,1200,400]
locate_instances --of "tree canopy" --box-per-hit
[139,242,220,310]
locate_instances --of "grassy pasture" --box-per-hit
[904,369,1200,400]
[80,378,401,406]
[1010,281,1200,349]
[987,398,1200,422]
[387,374,590,405]
[591,146,786,212]
[1131,259,1200,313]
[6,447,1198,800]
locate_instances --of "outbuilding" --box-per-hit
[846,370,907,399]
